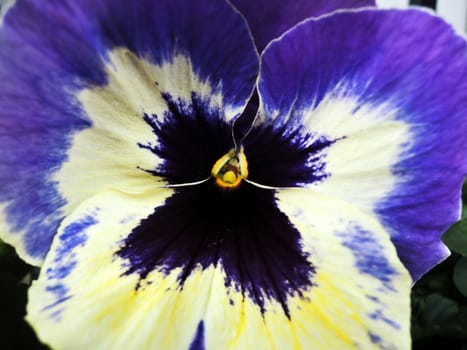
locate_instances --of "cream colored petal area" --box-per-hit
[304,96,411,212]
[28,185,410,350]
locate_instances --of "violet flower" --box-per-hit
[0,0,466,349]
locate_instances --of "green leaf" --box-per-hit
[443,208,467,256]
[412,293,467,342]
[453,256,467,297]
[420,294,459,325]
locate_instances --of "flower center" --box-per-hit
[211,147,248,189]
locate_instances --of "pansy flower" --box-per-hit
[1,0,466,349]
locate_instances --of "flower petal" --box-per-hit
[256,9,467,280]
[27,188,410,349]
[230,0,375,52]
[273,189,411,349]
[0,0,258,264]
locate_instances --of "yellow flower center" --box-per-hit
[211,147,248,189]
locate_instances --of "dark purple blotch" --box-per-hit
[116,93,337,316]
[140,93,336,188]
[118,181,314,317]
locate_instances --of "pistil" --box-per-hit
[211,147,248,189]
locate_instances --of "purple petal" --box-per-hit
[257,9,467,280]
[230,0,376,52]
[0,0,258,264]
